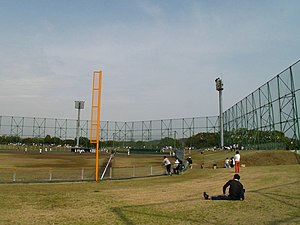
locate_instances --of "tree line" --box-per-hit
[0,128,298,150]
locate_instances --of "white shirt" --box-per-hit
[163,158,171,166]
[234,153,240,162]
[173,159,180,168]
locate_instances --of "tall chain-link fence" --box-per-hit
[224,60,300,150]
[0,60,299,149]
[0,116,219,143]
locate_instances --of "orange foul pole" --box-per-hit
[90,70,103,182]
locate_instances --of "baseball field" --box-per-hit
[0,149,299,224]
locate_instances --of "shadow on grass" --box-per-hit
[111,207,134,225]
[266,215,300,225]
[249,180,300,209]
[111,180,300,224]
[249,180,300,193]
[249,180,300,224]
[111,197,208,225]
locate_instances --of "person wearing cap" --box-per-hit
[203,174,245,200]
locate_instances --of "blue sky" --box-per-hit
[0,0,299,121]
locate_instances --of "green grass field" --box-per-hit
[0,150,299,224]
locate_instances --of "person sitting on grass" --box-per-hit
[224,157,230,168]
[203,174,245,200]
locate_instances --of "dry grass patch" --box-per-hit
[0,150,299,224]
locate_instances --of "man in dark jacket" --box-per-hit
[204,174,245,200]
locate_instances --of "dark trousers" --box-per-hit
[166,164,171,174]
[211,195,239,200]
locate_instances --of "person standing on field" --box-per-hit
[162,156,172,176]
[230,156,235,168]
[234,151,241,173]
[173,158,180,174]
[187,157,193,169]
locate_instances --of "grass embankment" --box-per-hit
[0,150,299,224]
[188,149,300,168]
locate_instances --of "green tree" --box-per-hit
[44,135,52,145]
[79,137,90,147]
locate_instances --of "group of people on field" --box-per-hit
[206,150,244,201]
[224,151,241,173]
[162,156,192,176]
[163,150,245,201]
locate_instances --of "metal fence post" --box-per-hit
[49,168,52,181]
[13,169,16,182]
[109,167,112,179]
[132,166,135,177]
[81,168,84,180]
[150,166,153,176]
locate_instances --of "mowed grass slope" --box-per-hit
[0,150,299,225]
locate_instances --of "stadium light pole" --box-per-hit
[112,133,116,148]
[75,101,85,147]
[173,131,177,149]
[215,78,224,148]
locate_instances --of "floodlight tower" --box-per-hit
[215,78,224,148]
[75,101,85,147]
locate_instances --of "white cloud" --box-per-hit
[0,0,299,122]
